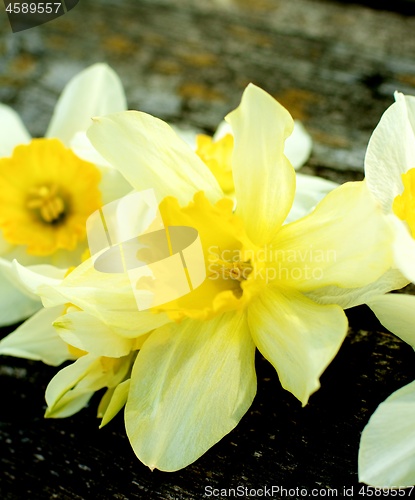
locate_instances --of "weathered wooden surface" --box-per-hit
[1,1,415,498]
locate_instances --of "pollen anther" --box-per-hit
[27,184,66,223]
[214,259,253,281]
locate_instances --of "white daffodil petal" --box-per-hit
[367,293,415,349]
[359,380,415,487]
[365,93,415,212]
[284,120,313,170]
[0,104,31,157]
[99,379,130,428]
[0,274,41,325]
[0,306,71,365]
[70,130,111,167]
[307,268,409,310]
[125,312,256,472]
[248,287,347,406]
[53,310,136,358]
[87,111,222,205]
[226,84,296,246]
[212,120,232,141]
[285,173,339,224]
[275,181,393,291]
[46,63,127,145]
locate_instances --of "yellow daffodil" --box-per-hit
[0,63,130,326]
[177,116,339,223]
[5,83,399,473]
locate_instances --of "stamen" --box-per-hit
[27,184,66,224]
[213,258,253,281]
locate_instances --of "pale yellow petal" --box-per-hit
[53,310,136,358]
[46,63,127,145]
[226,84,296,245]
[307,268,409,310]
[248,287,347,406]
[98,379,130,428]
[45,353,131,418]
[390,214,415,283]
[34,258,171,337]
[11,260,66,297]
[274,181,393,291]
[359,380,415,487]
[125,313,256,471]
[0,306,72,365]
[367,293,415,349]
[87,111,222,205]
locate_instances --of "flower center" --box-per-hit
[392,168,415,237]
[27,184,66,224]
[153,192,265,321]
[211,259,253,282]
[0,138,102,256]
[196,133,235,194]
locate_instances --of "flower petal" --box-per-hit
[125,312,256,471]
[87,111,222,205]
[29,258,171,337]
[46,63,127,145]
[390,214,415,283]
[53,309,137,358]
[0,258,42,325]
[226,83,296,246]
[12,260,67,296]
[0,104,31,157]
[45,352,131,418]
[366,293,415,349]
[365,92,415,212]
[98,379,130,428]
[248,287,347,406]
[306,268,409,310]
[359,380,415,487]
[0,277,41,326]
[274,181,393,291]
[284,120,313,170]
[284,172,338,224]
[0,306,72,365]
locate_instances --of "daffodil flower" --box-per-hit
[6,83,398,473]
[178,116,339,223]
[0,63,130,326]
[356,92,415,487]
[365,92,415,283]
